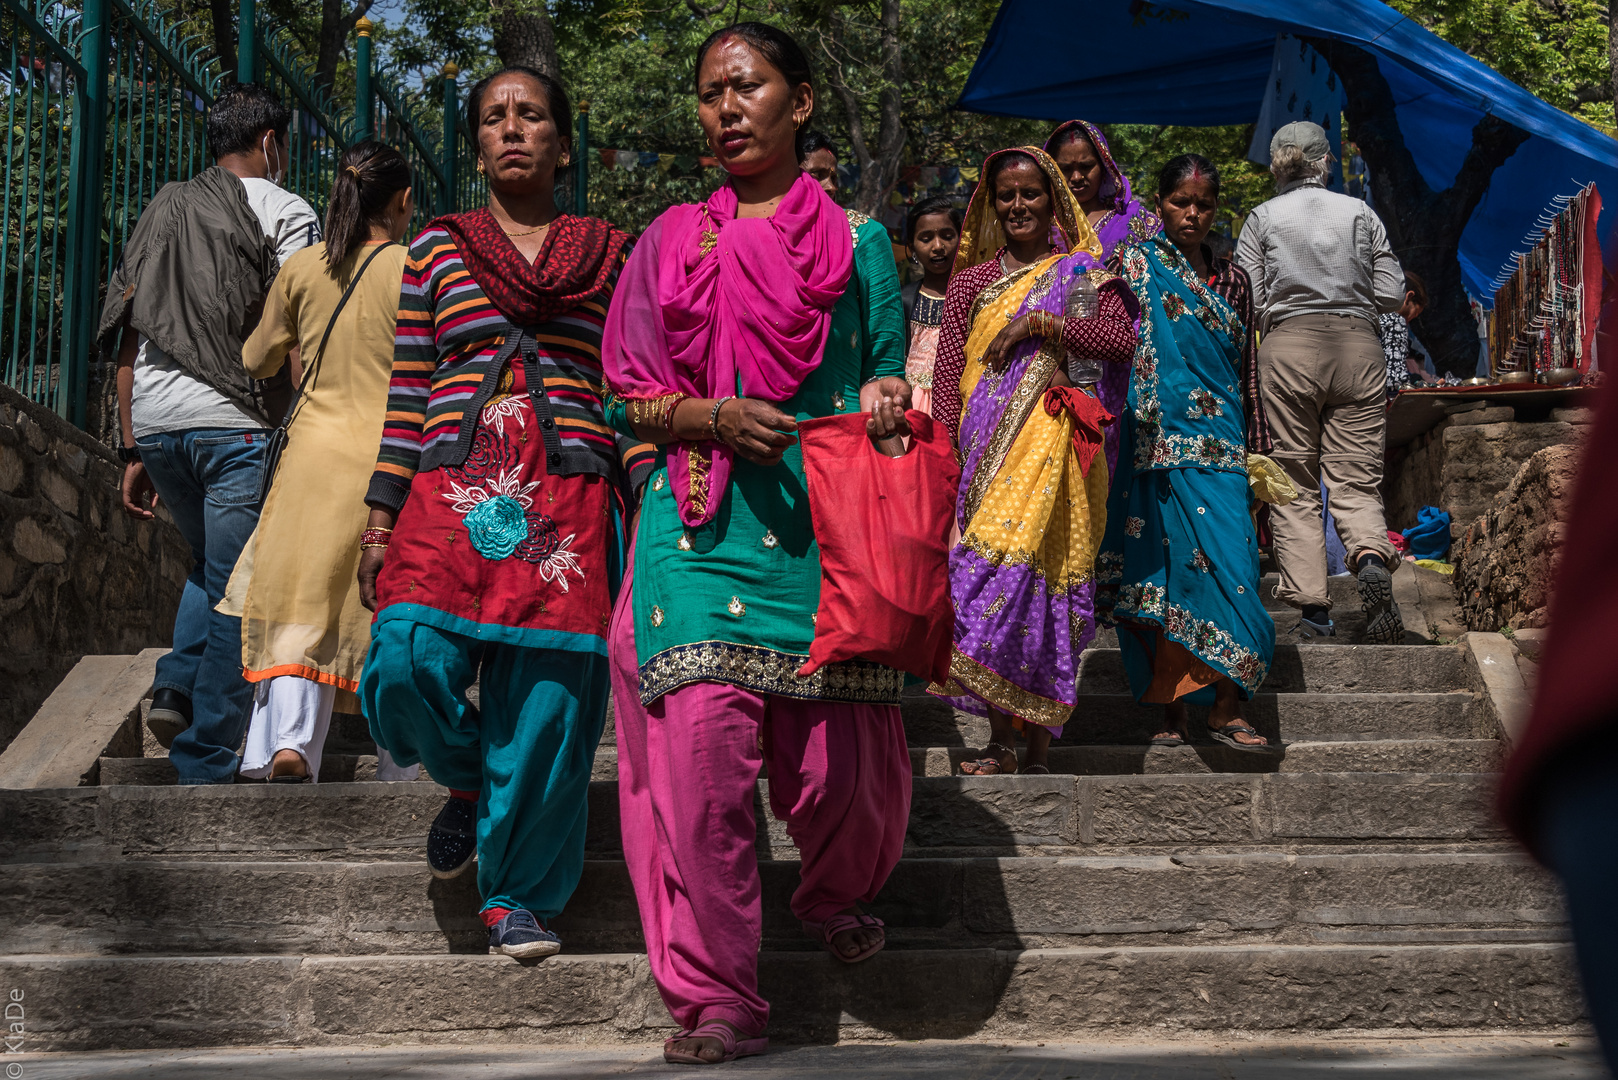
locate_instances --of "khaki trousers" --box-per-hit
[1258,312,1396,609]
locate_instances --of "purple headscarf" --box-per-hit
[1044,120,1162,260]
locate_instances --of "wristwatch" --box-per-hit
[117,445,141,464]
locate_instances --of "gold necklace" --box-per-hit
[500,220,552,238]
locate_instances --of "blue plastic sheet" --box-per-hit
[957,0,1618,301]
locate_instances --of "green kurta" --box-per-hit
[607,212,907,705]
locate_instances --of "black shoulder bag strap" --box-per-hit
[256,241,397,503]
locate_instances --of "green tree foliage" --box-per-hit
[1387,0,1613,131]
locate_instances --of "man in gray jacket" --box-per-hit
[1237,121,1407,645]
[100,83,319,784]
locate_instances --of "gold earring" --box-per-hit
[560,154,571,166]
[476,159,486,175]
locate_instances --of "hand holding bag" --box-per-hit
[797,409,961,685]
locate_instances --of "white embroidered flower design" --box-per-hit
[442,466,541,515]
[533,531,586,593]
[481,394,530,437]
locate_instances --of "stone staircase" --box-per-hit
[0,569,1583,1050]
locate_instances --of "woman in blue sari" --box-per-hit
[1097,154,1274,751]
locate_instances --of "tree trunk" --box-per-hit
[212,0,236,83]
[314,0,374,97]
[1305,37,1529,377]
[824,0,906,217]
[490,1,561,80]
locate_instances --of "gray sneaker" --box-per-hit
[1288,614,1337,642]
[1358,561,1405,644]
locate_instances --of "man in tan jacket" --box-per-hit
[1236,121,1407,643]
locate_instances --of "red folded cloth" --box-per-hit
[1042,385,1116,476]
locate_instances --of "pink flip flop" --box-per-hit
[803,911,886,963]
[663,1018,768,1065]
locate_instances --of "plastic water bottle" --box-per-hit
[1064,271,1100,384]
[1064,272,1099,319]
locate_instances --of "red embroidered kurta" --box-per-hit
[376,359,616,647]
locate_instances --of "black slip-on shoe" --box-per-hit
[146,688,193,749]
[427,795,477,879]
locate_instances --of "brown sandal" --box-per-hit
[959,742,1017,775]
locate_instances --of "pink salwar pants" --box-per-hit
[610,577,911,1035]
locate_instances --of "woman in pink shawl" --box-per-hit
[600,22,913,1067]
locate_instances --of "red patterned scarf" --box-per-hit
[430,207,631,326]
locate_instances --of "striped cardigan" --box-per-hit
[367,225,655,512]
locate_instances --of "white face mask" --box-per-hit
[262,132,285,186]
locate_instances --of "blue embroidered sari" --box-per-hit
[1096,236,1273,702]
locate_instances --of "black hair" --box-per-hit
[987,150,1049,194]
[464,65,573,145]
[1048,124,1095,154]
[694,23,816,160]
[206,82,292,160]
[324,141,412,271]
[1156,153,1221,199]
[906,195,961,242]
[799,130,838,161]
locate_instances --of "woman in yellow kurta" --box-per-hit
[224,142,413,783]
[931,146,1139,774]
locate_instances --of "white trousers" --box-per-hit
[238,675,335,781]
[238,674,420,782]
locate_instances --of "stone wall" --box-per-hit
[0,384,188,752]
[1452,443,1579,632]
[1384,402,1591,543]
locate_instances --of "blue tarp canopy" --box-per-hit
[957,0,1618,300]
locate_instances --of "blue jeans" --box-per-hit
[134,428,267,784]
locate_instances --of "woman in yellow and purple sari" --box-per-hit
[932,147,1139,775]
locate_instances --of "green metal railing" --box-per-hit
[0,0,480,427]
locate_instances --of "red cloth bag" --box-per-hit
[797,410,960,684]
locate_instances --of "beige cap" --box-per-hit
[1270,120,1331,161]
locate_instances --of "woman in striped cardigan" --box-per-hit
[356,65,645,962]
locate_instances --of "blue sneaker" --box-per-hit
[487,908,562,960]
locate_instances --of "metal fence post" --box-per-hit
[61,0,109,424]
[354,17,373,143]
[238,0,256,82]
[441,62,458,215]
[574,102,588,216]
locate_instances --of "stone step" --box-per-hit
[899,691,1484,747]
[1258,572,1365,611]
[1,772,1506,863]
[907,739,1500,777]
[0,850,1561,958]
[96,754,434,787]
[0,942,1580,1051]
[1077,644,1470,696]
[317,642,1466,758]
[98,737,1500,788]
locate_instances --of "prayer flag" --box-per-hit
[616,150,638,170]
[658,153,676,172]
[599,148,615,168]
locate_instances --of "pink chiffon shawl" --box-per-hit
[604,171,854,527]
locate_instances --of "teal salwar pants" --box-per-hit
[361,618,608,919]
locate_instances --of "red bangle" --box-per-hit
[359,527,392,550]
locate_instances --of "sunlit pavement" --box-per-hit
[11,1035,1608,1079]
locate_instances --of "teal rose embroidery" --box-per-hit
[463,495,529,560]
